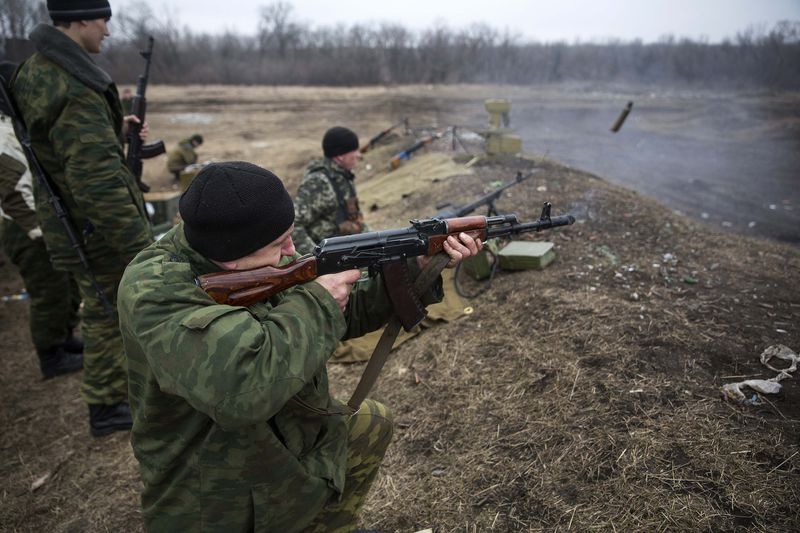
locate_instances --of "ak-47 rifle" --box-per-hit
[0,66,114,316]
[360,118,408,154]
[389,130,443,170]
[197,205,575,329]
[434,170,534,218]
[125,36,166,193]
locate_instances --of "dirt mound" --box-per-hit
[1,86,798,532]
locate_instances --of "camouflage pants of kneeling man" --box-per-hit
[303,399,393,533]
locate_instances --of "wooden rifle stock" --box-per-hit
[198,255,318,307]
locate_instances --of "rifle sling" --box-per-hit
[289,253,450,417]
[346,253,451,412]
[381,261,427,331]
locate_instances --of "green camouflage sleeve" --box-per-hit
[51,88,152,259]
[121,259,349,430]
[292,172,340,255]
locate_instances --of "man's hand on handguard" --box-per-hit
[418,232,483,270]
[315,269,362,312]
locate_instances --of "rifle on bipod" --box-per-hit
[198,205,573,414]
[433,170,547,298]
[434,170,535,218]
[360,118,408,154]
[389,130,444,170]
[125,36,166,193]
[0,66,114,316]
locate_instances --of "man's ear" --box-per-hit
[219,260,238,270]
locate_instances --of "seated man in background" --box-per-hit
[118,161,480,531]
[167,133,203,180]
[293,126,367,255]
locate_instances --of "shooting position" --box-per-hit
[117,161,482,531]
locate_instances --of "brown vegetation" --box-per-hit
[1,85,798,532]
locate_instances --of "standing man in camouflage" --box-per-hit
[1,69,83,378]
[166,133,203,180]
[12,0,154,436]
[117,161,480,532]
[293,126,368,254]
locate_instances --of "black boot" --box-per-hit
[38,345,83,379]
[62,335,84,354]
[89,402,133,437]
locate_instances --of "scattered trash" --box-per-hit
[596,245,620,266]
[30,473,50,492]
[2,290,29,303]
[722,344,798,404]
[683,276,698,285]
[760,344,798,376]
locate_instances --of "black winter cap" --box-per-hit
[322,126,359,158]
[180,161,295,262]
[47,0,112,21]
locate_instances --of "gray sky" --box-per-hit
[113,0,800,43]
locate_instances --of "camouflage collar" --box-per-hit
[29,24,113,93]
[311,157,354,181]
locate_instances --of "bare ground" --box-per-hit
[1,85,798,532]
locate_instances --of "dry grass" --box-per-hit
[1,85,798,532]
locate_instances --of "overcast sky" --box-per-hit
[111,0,800,43]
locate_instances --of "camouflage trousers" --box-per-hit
[302,399,394,533]
[0,218,80,352]
[70,261,129,405]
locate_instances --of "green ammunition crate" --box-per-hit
[497,241,555,270]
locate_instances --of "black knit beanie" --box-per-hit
[322,126,359,158]
[48,0,112,22]
[180,162,295,262]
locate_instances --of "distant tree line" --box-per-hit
[2,0,799,88]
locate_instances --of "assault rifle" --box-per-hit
[389,130,443,170]
[360,118,408,153]
[0,65,114,316]
[197,205,575,330]
[434,170,534,218]
[125,36,166,193]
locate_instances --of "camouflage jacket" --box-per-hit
[292,158,369,255]
[12,24,153,269]
[166,138,198,173]
[118,223,443,531]
[0,115,37,231]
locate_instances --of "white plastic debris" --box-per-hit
[722,344,797,404]
[760,344,798,377]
